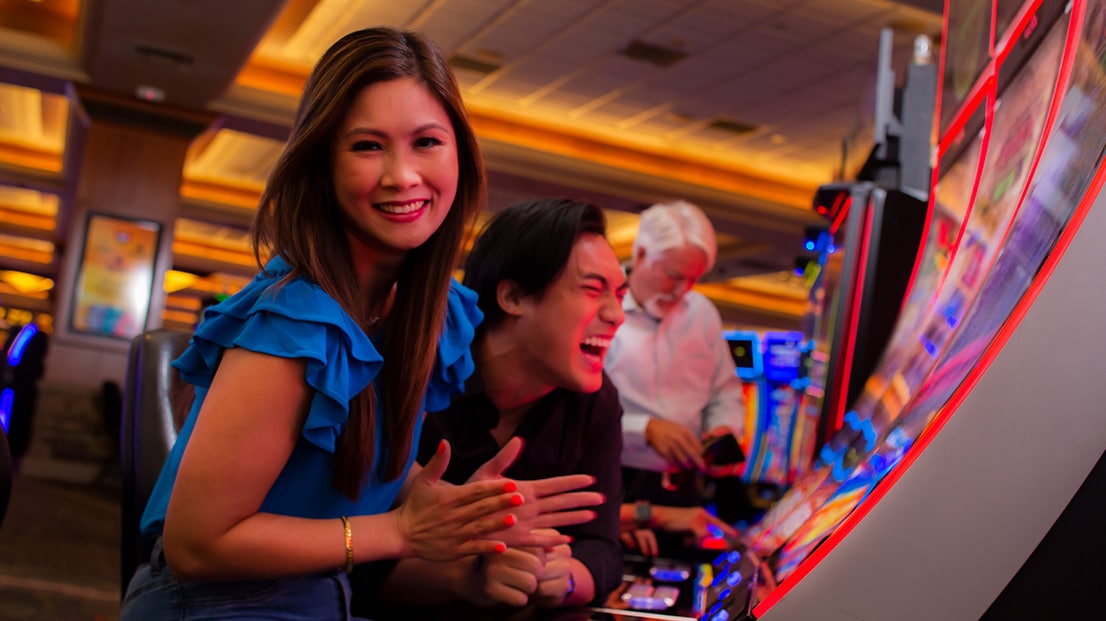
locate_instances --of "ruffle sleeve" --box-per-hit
[424,279,483,412]
[171,258,383,453]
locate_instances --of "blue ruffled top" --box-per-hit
[140,256,482,536]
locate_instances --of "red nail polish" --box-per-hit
[504,514,517,527]
[503,481,518,493]
[437,440,446,455]
[509,493,524,506]
[494,542,507,554]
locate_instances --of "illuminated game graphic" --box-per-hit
[724,4,1106,621]
[872,16,1066,418]
[746,9,1071,578]
[727,331,813,491]
[852,128,986,423]
[918,5,1106,415]
[772,427,913,582]
[744,332,806,487]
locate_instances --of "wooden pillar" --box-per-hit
[45,89,212,389]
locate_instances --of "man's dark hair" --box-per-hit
[464,198,607,330]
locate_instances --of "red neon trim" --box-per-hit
[938,71,995,154]
[893,164,943,319]
[912,89,996,359]
[995,0,1046,66]
[939,0,1046,149]
[761,139,1106,621]
[828,195,852,236]
[990,0,998,57]
[829,203,875,433]
[752,7,1083,616]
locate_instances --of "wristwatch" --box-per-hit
[634,500,653,528]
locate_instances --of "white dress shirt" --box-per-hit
[606,288,745,472]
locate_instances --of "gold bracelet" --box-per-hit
[340,516,354,573]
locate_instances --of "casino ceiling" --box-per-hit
[0,0,942,331]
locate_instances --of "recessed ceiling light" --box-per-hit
[620,40,687,67]
[449,55,501,75]
[707,117,758,136]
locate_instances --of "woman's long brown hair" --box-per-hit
[252,27,485,498]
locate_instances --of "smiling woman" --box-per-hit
[331,77,460,264]
[119,27,602,621]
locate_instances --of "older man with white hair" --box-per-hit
[605,200,747,554]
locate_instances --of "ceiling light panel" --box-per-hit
[0,83,67,153]
[282,0,421,65]
[0,186,58,216]
[0,232,53,253]
[184,129,284,191]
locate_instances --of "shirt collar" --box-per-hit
[459,369,499,429]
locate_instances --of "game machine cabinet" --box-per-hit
[800,23,935,451]
[737,331,808,515]
[722,330,763,481]
[686,2,1106,620]
[595,22,941,621]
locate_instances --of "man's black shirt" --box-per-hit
[350,373,624,619]
[418,372,624,602]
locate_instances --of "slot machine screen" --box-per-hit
[762,332,804,384]
[726,332,762,380]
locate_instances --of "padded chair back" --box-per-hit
[120,329,192,596]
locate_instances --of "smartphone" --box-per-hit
[702,434,746,466]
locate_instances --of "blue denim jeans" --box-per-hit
[121,538,367,620]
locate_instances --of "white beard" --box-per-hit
[642,294,679,319]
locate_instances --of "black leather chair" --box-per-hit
[120,329,192,596]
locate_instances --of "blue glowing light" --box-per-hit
[726,572,742,587]
[921,337,938,357]
[805,241,816,251]
[844,411,876,452]
[820,444,844,468]
[0,387,13,433]
[726,550,741,564]
[7,323,38,367]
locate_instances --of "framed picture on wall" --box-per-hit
[68,212,162,340]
